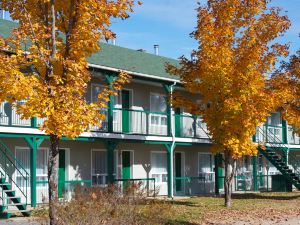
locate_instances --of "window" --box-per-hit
[150,94,167,113]
[149,94,168,135]
[267,113,281,126]
[151,152,167,183]
[0,10,12,21]
[15,148,48,188]
[198,153,214,181]
[266,113,282,143]
[91,150,117,186]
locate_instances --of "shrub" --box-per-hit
[35,183,171,225]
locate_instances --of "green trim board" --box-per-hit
[58,149,66,198]
[121,90,131,133]
[175,152,182,192]
[122,151,132,180]
[105,141,118,184]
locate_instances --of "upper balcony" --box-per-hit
[0,101,299,146]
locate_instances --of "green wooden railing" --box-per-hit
[112,108,169,136]
[174,114,209,139]
[174,175,215,195]
[0,101,299,144]
[114,178,156,197]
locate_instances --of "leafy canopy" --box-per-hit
[169,0,290,158]
[271,52,300,134]
[0,0,138,138]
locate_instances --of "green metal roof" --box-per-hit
[0,19,179,81]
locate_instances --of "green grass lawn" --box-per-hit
[31,192,300,225]
[166,192,300,224]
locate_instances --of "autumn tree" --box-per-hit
[271,52,300,133]
[168,0,290,207]
[0,0,139,224]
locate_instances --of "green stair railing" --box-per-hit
[0,140,29,206]
[256,127,300,189]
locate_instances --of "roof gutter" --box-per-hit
[88,63,181,83]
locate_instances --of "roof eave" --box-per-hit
[88,63,181,84]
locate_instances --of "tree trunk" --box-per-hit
[224,151,236,208]
[48,134,60,225]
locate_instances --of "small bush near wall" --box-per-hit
[35,184,172,225]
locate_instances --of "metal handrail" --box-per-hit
[0,140,28,205]
[113,178,156,197]
[257,127,300,175]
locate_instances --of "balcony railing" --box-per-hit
[0,101,300,144]
[112,108,168,136]
[175,114,209,139]
[255,124,284,144]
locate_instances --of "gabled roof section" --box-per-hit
[0,19,180,82]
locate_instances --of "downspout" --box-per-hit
[170,81,177,149]
[170,81,177,198]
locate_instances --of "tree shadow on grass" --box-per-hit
[164,219,201,225]
[231,193,300,201]
[169,200,200,207]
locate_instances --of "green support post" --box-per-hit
[164,143,176,198]
[106,141,118,184]
[163,84,172,137]
[24,137,44,208]
[31,117,37,128]
[252,156,258,192]
[214,154,220,195]
[105,74,116,133]
[284,149,289,166]
[282,120,288,144]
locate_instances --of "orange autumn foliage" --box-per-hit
[168,0,290,158]
[0,0,137,138]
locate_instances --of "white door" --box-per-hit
[15,148,49,204]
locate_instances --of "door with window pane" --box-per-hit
[91,150,117,186]
[198,153,215,194]
[15,148,49,204]
[91,150,107,186]
[151,152,168,195]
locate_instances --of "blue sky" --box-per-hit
[110,0,300,61]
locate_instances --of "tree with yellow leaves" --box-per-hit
[168,0,290,207]
[0,0,139,224]
[271,52,300,134]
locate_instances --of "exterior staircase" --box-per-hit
[256,127,300,190]
[0,140,30,218]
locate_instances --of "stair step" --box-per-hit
[5,203,26,206]
[7,209,30,213]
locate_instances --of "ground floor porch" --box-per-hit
[0,136,299,209]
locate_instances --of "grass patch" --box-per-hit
[166,192,300,224]
[31,192,300,224]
